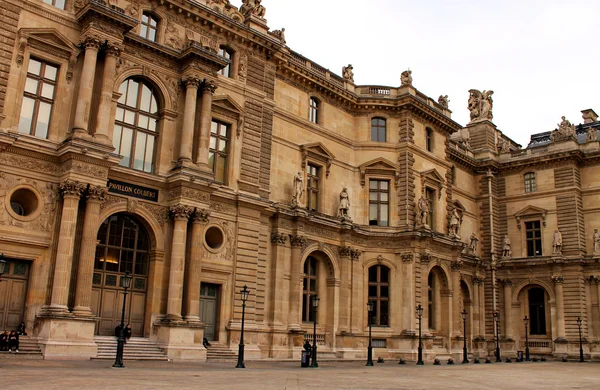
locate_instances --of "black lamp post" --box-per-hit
[366,300,374,366]
[416,304,424,365]
[523,316,530,361]
[461,309,468,364]
[493,311,501,362]
[577,317,584,362]
[235,285,250,369]
[310,295,320,368]
[112,271,132,368]
[0,253,7,282]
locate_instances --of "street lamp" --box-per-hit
[461,309,468,364]
[523,316,530,361]
[310,295,320,368]
[577,317,584,362]
[0,254,7,282]
[236,285,250,369]
[416,304,424,365]
[493,311,501,362]
[366,300,375,366]
[112,271,132,368]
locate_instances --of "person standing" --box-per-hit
[8,330,19,353]
[17,322,27,336]
[0,330,8,351]
[124,324,132,343]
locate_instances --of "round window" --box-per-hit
[9,188,39,217]
[205,226,224,250]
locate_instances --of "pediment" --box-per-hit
[359,157,399,171]
[301,142,335,178]
[18,28,79,57]
[452,199,466,211]
[301,142,335,161]
[514,205,548,230]
[421,169,445,184]
[213,95,244,115]
[420,169,445,199]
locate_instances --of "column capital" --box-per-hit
[451,261,463,271]
[472,276,484,285]
[593,276,600,284]
[271,232,287,245]
[201,79,218,94]
[193,208,211,223]
[498,278,512,286]
[80,35,102,50]
[169,204,194,221]
[401,252,414,263]
[60,180,86,198]
[339,245,353,258]
[105,42,123,57]
[183,77,202,89]
[552,275,565,284]
[289,235,307,248]
[86,186,107,202]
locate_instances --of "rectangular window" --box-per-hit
[524,173,536,193]
[369,180,389,226]
[209,120,230,183]
[218,47,232,77]
[43,0,66,10]
[18,58,58,138]
[371,118,386,142]
[525,221,542,257]
[302,257,318,322]
[426,187,435,230]
[306,164,320,211]
[426,128,433,152]
[309,98,319,124]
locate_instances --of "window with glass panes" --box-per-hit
[209,121,230,182]
[309,97,319,124]
[368,265,390,326]
[218,47,232,77]
[113,79,158,173]
[18,58,58,138]
[43,0,65,9]
[426,187,435,230]
[140,13,158,42]
[525,221,542,256]
[524,172,536,193]
[306,164,320,211]
[371,118,386,142]
[426,127,433,152]
[302,257,318,322]
[369,180,389,226]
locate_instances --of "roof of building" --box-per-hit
[527,121,600,148]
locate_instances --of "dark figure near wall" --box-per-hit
[124,324,132,342]
[8,330,19,353]
[303,340,312,354]
[203,338,211,348]
[115,324,123,338]
[0,330,8,351]
[17,322,27,336]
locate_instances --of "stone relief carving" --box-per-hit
[60,180,86,198]
[169,188,210,203]
[594,228,600,256]
[169,204,194,221]
[124,0,141,17]
[127,198,139,214]
[501,235,512,258]
[291,171,303,208]
[305,225,337,240]
[552,229,563,255]
[165,17,184,51]
[61,161,108,179]
[401,253,414,263]
[337,187,350,220]
[194,209,211,223]
[289,235,307,248]
[342,64,354,83]
[552,275,564,284]
[0,154,58,175]
[210,202,236,215]
[468,89,494,123]
[448,206,462,239]
[499,139,510,153]
[438,95,449,108]
[400,70,412,86]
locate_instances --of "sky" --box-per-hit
[229,0,600,147]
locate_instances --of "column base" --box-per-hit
[196,162,213,174]
[41,304,73,317]
[183,315,201,323]
[92,133,113,147]
[152,321,206,361]
[35,315,97,360]
[72,306,94,317]
[163,314,183,322]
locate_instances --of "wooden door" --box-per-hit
[0,260,29,331]
[200,283,219,341]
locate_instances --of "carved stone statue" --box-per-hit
[587,127,597,142]
[468,89,494,123]
[500,139,510,153]
[272,28,286,44]
[553,229,563,254]
[438,95,449,108]
[292,171,303,208]
[417,194,430,227]
[448,207,462,238]
[342,64,354,83]
[240,0,266,18]
[337,187,350,219]
[400,70,412,86]
[594,228,600,255]
[501,235,512,258]
[468,233,479,255]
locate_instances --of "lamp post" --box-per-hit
[493,311,501,362]
[416,304,424,365]
[0,253,7,282]
[577,317,584,363]
[112,271,132,368]
[523,316,530,361]
[310,295,320,368]
[236,285,250,369]
[461,309,469,364]
[366,300,374,366]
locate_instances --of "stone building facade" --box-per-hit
[0,0,599,361]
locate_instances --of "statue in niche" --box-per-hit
[468,89,494,123]
[501,235,512,258]
[593,228,600,255]
[337,187,350,219]
[587,127,597,142]
[468,233,479,255]
[448,207,462,238]
[292,171,304,208]
[417,194,430,227]
[553,229,563,254]
[400,70,412,86]
[438,95,449,109]
[342,64,354,83]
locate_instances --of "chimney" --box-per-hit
[581,109,598,124]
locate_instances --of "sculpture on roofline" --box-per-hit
[400,70,412,86]
[468,89,494,123]
[342,64,354,83]
[587,127,597,142]
[240,0,266,18]
[438,95,449,109]
[272,28,286,44]
[337,187,350,219]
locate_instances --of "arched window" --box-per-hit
[140,12,158,42]
[302,257,318,322]
[218,46,233,77]
[371,117,386,142]
[368,265,390,326]
[528,287,546,335]
[113,79,159,173]
[309,97,319,124]
[524,172,536,193]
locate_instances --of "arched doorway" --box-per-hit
[517,284,552,352]
[460,280,471,348]
[426,266,450,349]
[91,214,149,336]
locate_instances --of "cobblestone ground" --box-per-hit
[0,359,599,389]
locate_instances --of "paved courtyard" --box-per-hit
[0,359,598,389]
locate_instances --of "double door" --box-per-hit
[0,260,29,331]
[200,283,220,341]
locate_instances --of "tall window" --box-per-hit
[302,257,318,322]
[525,221,542,257]
[18,58,58,139]
[528,288,547,335]
[368,265,390,326]
[306,164,320,211]
[140,13,158,42]
[309,97,319,124]
[209,121,230,182]
[524,172,536,193]
[43,0,65,9]
[371,118,386,142]
[218,46,233,77]
[113,79,159,173]
[369,180,389,226]
[426,127,433,152]
[426,187,435,230]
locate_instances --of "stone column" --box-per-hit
[166,205,194,320]
[183,209,210,322]
[288,235,305,330]
[47,181,85,314]
[73,186,107,316]
[269,232,288,327]
[196,80,217,171]
[178,77,200,164]
[338,246,353,332]
[596,277,600,337]
[350,251,362,333]
[401,253,415,331]
[472,276,481,337]
[501,279,513,339]
[451,262,462,336]
[553,276,566,339]
[93,43,121,143]
[73,37,101,135]
[479,280,486,336]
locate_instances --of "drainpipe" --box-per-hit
[487,169,497,315]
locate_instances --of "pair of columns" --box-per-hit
[178,78,217,171]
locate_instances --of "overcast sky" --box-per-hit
[230,0,599,147]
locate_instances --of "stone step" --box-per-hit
[93,336,168,361]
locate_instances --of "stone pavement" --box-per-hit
[0,359,599,389]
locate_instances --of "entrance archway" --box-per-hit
[91,214,149,336]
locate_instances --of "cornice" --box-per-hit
[497,149,584,173]
[498,186,581,204]
[12,0,78,29]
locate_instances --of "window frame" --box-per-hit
[309,97,319,124]
[371,117,387,142]
[525,220,543,257]
[218,46,233,78]
[42,0,66,10]
[302,257,318,323]
[425,187,436,230]
[140,12,159,42]
[209,120,230,183]
[524,172,537,193]
[306,163,320,212]
[369,179,390,227]
[368,265,390,327]
[426,127,434,152]
[528,287,547,335]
